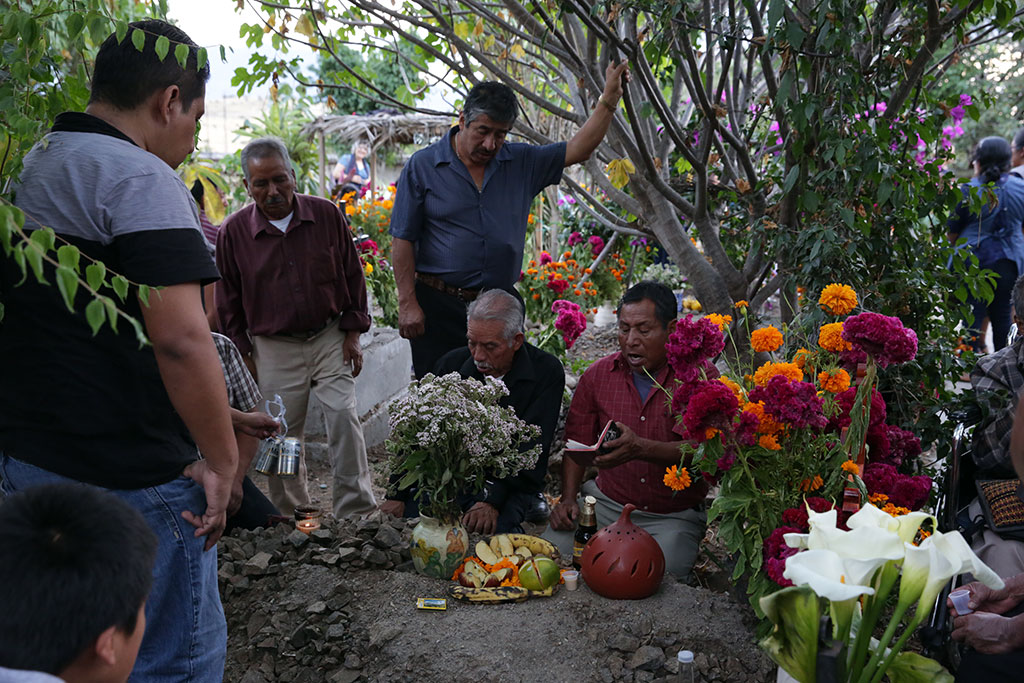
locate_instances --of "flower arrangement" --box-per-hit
[385,372,541,521]
[344,186,399,327]
[641,262,687,290]
[660,284,927,613]
[761,501,1002,683]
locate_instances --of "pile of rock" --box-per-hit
[218,512,415,682]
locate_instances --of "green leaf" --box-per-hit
[55,266,79,312]
[220,45,227,62]
[67,14,85,39]
[57,244,80,270]
[155,35,170,61]
[782,166,800,195]
[103,297,119,333]
[25,244,45,284]
[138,284,151,307]
[886,651,953,683]
[175,43,189,69]
[802,191,820,213]
[197,47,208,70]
[131,28,145,53]
[85,262,106,291]
[115,20,128,44]
[29,227,55,252]
[85,298,106,335]
[111,274,129,302]
[759,586,820,683]
[130,317,149,348]
[878,179,893,206]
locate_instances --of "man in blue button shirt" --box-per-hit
[390,62,629,377]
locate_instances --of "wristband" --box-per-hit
[599,96,617,113]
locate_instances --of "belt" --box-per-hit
[277,315,340,340]
[415,272,480,302]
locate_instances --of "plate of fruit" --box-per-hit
[449,533,564,604]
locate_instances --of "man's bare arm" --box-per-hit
[564,62,629,167]
[141,282,238,548]
[392,237,425,339]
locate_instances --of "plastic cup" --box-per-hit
[949,589,973,615]
[563,570,579,591]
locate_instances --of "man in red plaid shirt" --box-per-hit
[545,281,707,580]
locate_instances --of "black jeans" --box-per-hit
[965,258,1018,352]
[225,476,280,534]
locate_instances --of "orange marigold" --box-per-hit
[819,283,858,316]
[532,294,540,300]
[734,300,749,308]
[882,503,911,517]
[663,465,692,491]
[752,361,803,386]
[841,460,860,475]
[792,347,812,370]
[759,434,781,450]
[799,475,824,492]
[751,325,784,352]
[705,313,733,332]
[817,369,851,394]
[719,376,744,402]
[868,493,890,506]
[818,322,852,352]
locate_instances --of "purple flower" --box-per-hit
[568,231,583,247]
[716,447,737,472]
[841,312,918,368]
[552,300,587,348]
[680,380,739,443]
[748,375,827,431]
[886,425,922,464]
[735,409,760,447]
[539,251,553,265]
[665,315,725,377]
[588,235,605,256]
[960,94,973,107]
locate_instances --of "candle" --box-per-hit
[296,518,320,534]
[293,505,323,534]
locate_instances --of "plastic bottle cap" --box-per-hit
[584,495,597,505]
[677,650,694,664]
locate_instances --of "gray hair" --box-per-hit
[240,137,294,182]
[467,290,524,342]
[1013,274,1024,313]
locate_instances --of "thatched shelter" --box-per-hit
[302,112,453,196]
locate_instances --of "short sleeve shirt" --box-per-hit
[0,112,219,489]
[389,126,565,289]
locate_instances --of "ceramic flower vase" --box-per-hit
[409,515,469,579]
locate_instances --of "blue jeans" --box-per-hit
[0,455,227,682]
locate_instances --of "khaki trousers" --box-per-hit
[253,326,377,519]
[543,478,706,581]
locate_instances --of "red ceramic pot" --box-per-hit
[579,503,665,599]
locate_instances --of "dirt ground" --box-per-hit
[231,322,774,682]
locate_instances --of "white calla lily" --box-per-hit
[783,549,877,602]
[926,530,1004,591]
[847,503,935,544]
[785,516,905,586]
[899,542,953,610]
[784,504,839,550]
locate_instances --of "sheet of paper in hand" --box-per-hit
[565,420,621,467]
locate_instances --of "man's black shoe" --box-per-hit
[524,492,550,523]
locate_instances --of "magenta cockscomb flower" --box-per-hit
[552,299,587,349]
[680,380,738,443]
[748,374,827,431]
[588,235,605,256]
[568,231,583,247]
[665,314,725,377]
[539,251,553,265]
[841,312,918,367]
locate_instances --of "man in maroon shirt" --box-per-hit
[215,137,377,519]
[544,281,707,580]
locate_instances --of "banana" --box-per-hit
[449,585,530,604]
[503,533,559,559]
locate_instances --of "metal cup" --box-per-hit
[276,437,302,478]
[253,437,281,475]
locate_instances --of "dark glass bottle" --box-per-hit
[572,495,598,570]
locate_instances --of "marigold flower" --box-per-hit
[817,368,851,393]
[841,460,860,475]
[818,322,852,352]
[381,199,394,210]
[792,347,812,370]
[574,289,581,295]
[705,428,719,440]
[759,434,781,450]
[819,283,857,315]
[752,361,803,386]
[532,294,540,300]
[734,300,749,308]
[868,492,889,506]
[705,313,733,332]
[718,376,744,402]
[663,465,692,491]
[742,401,783,435]
[528,214,535,224]
[751,326,784,352]
[584,268,592,274]
[882,503,911,517]
[563,251,572,258]
[363,262,373,276]
[799,475,824,492]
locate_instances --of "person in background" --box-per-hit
[544,280,708,581]
[191,179,222,331]
[333,140,371,198]
[389,63,629,378]
[216,136,377,520]
[0,484,157,683]
[1011,128,1024,179]
[1,19,235,681]
[948,136,1024,353]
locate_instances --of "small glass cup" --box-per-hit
[562,570,579,591]
[294,506,322,534]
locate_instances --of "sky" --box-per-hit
[166,0,317,100]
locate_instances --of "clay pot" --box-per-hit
[580,503,665,599]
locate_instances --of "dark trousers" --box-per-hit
[401,487,535,533]
[411,280,471,379]
[955,601,1024,682]
[966,258,1018,352]
[225,476,280,534]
